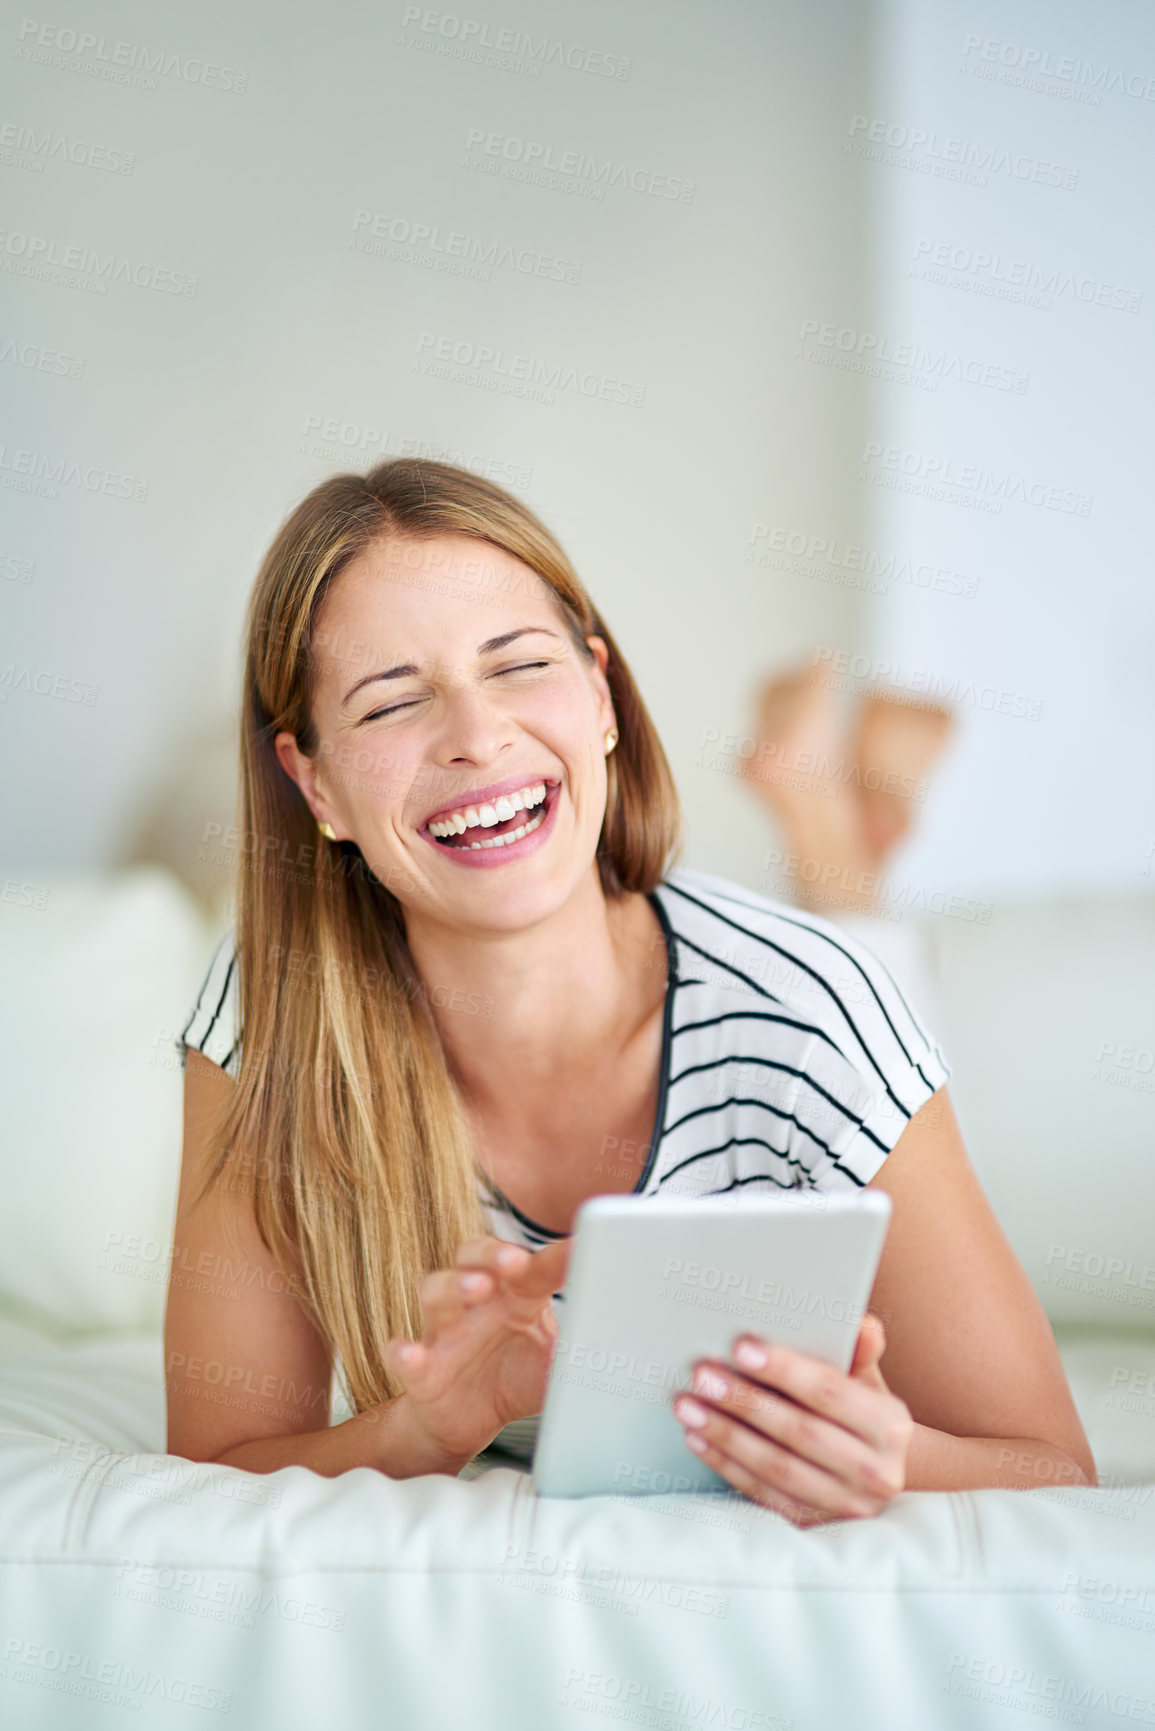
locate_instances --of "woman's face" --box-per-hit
[274,532,618,935]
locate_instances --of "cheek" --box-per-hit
[322,736,413,810]
[516,677,598,741]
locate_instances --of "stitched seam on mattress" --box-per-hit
[508,1463,537,1553]
[0,1559,1145,1594]
[960,1492,985,1577]
[947,1490,981,1579]
[946,1491,966,1577]
[965,1491,987,1575]
[66,1451,142,1553]
[57,1458,111,1553]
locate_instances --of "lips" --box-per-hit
[426,779,548,840]
[419,780,561,867]
[431,782,558,847]
[421,776,559,834]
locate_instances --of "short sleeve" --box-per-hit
[651,872,954,1203]
[782,915,952,1190]
[176,930,242,1080]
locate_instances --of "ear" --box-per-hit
[584,636,617,735]
[273,730,345,838]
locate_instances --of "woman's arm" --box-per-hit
[865,1086,1096,1489]
[165,1050,468,1478]
[166,1051,570,1478]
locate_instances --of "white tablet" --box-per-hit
[531,1190,892,1498]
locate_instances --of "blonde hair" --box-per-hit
[198,458,682,1413]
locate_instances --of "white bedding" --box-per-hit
[4,869,1155,1729]
[2,1320,1155,1730]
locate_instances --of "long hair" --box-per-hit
[198,458,682,1414]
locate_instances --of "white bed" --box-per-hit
[2,867,1154,1729]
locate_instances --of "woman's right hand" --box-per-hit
[381,1235,571,1467]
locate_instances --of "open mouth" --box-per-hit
[425,780,558,851]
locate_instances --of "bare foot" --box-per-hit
[851,693,953,859]
[739,661,954,917]
[738,665,881,915]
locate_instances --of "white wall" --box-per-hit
[0,0,873,896]
[858,0,1155,903]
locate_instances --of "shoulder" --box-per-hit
[655,867,913,1007]
[653,868,950,1156]
[177,927,241,1079]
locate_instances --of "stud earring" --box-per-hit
[318,821,336,840]
[604,728,619,754]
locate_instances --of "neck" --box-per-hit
[402,868,667,1105]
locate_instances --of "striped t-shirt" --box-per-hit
[178,867,950,1462]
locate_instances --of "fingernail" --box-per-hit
[691,1369,728,1401]
[676,1397,709,1428]
[733,1339,767,1371]
[397,1344,419,1364]
[684,1432,708,1454]
[496,1246,526,1268]
[460,1272,487,1292]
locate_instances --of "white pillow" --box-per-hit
[0,866,218,1337]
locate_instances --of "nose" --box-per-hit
[431,677,518,772]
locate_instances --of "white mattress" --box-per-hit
[2,1315,1154,1731]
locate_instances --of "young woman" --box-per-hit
[167,458,1095,1526]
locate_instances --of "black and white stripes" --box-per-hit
[176,868,951,1241]
[481,869,950,1246]
[177,870,950,1466]
[176,934,242,1079]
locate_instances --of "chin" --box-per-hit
[439,850,600,935]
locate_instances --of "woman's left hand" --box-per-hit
[672,1312,913,1526]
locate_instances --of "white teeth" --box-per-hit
[427,781,551,838]
[465,808,547,849]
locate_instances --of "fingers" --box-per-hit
[727,1332,900,1452]
[850,1312,887,1380]
[382,1334,427,1383]
[413,1266,490,1341]
[675,1365,898,1505]
[455,1234,571,1298]
[407,1237,569,1344]
[389,1236,570,1378]
[677,1419,854,1526]
[387,1255,520,1386]
[454,1236,530,1275]
[514,1235,571,1295]
[671,1324,913,1516]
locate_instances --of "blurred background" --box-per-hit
[2,0,1152,905]
[2,1,1155,1410]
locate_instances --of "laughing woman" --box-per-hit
[167,458,1094,1524]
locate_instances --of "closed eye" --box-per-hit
[361,699,423,723]
[359,662,553,724]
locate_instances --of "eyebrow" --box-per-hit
[339,627,562,708]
